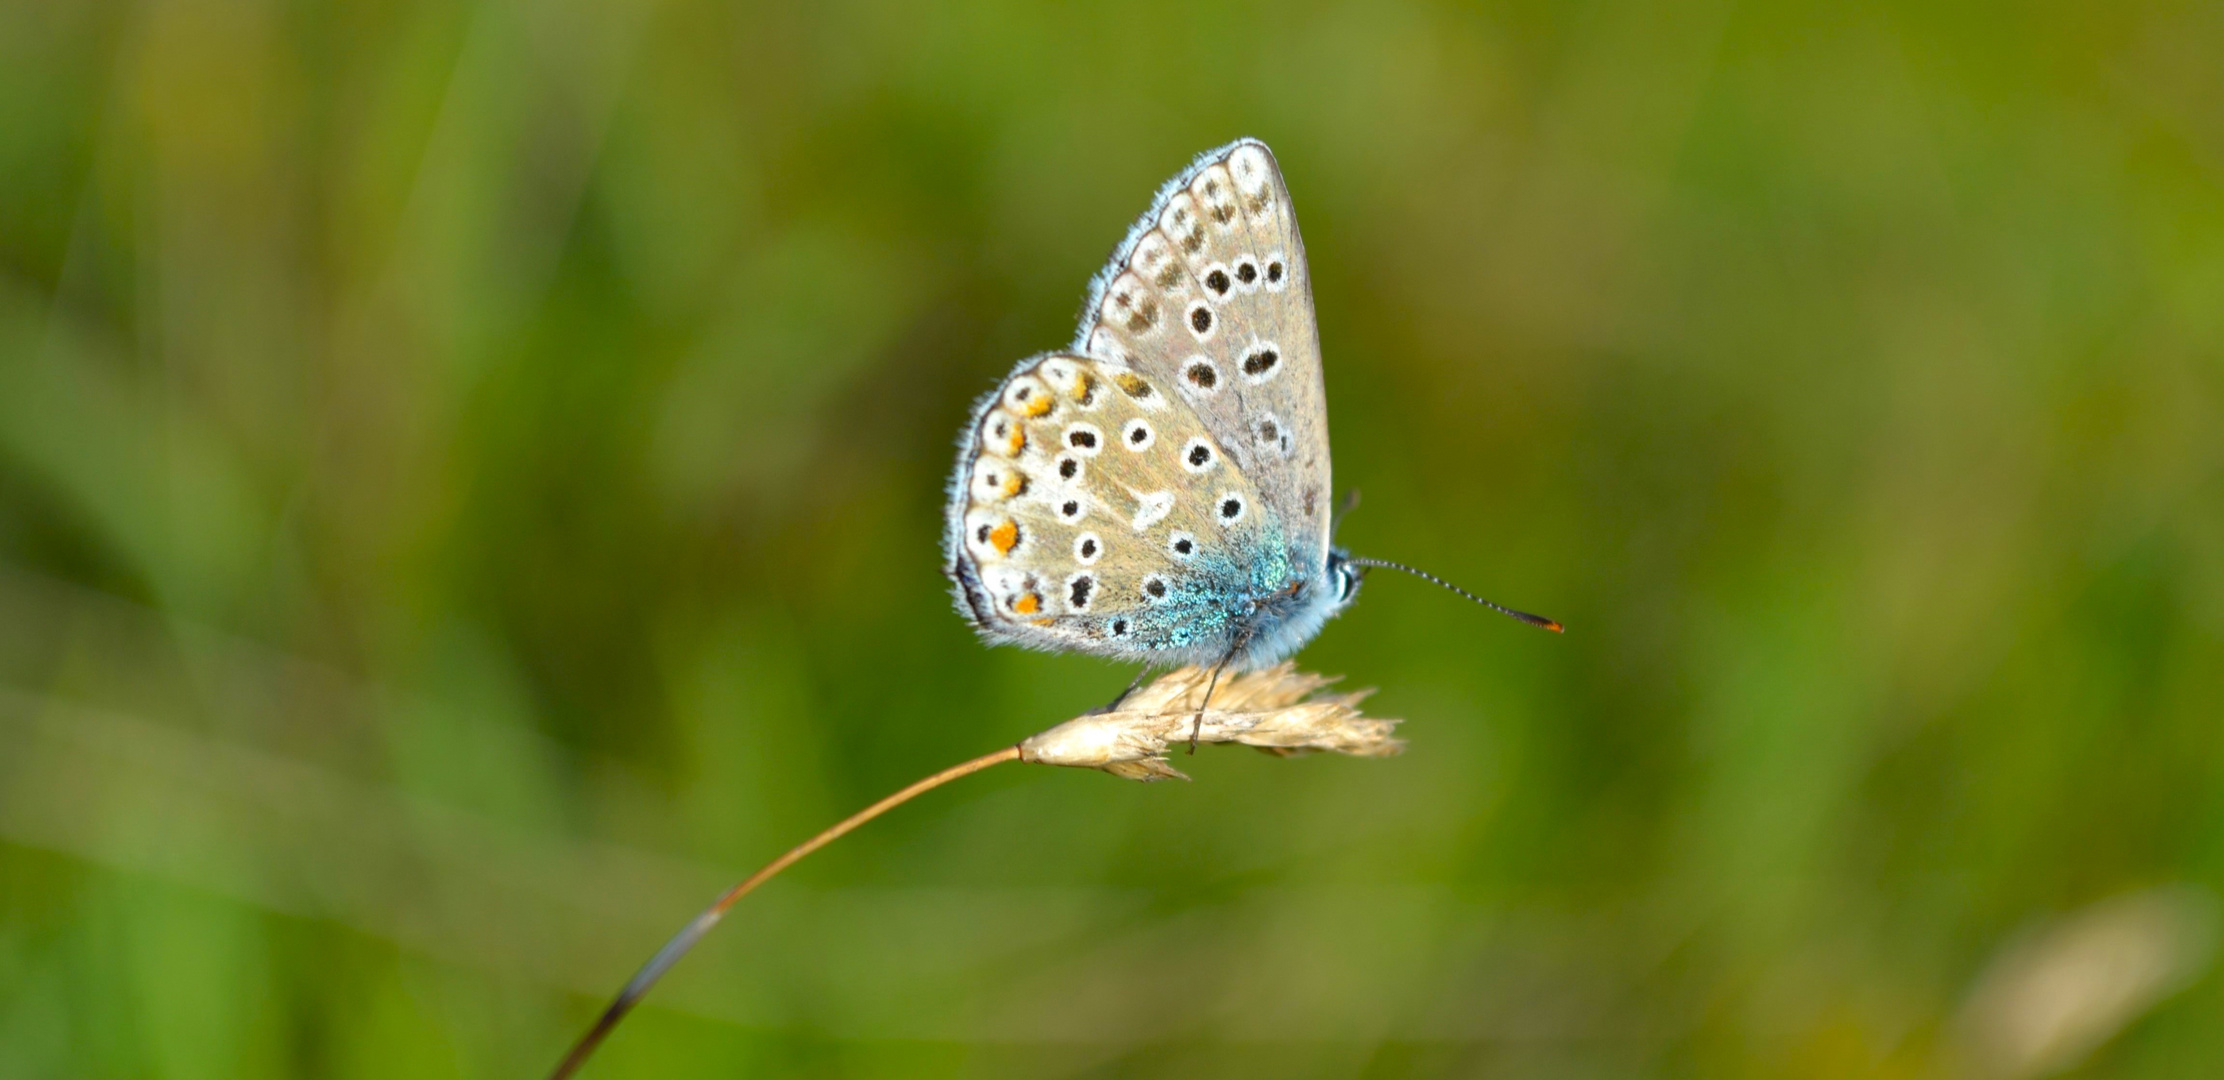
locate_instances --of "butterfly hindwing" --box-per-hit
[1075,139,1332,567]
[946,354,1283,666]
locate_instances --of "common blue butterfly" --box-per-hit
[944,139,1556,683]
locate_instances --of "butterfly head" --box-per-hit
[1325,547,1365,610]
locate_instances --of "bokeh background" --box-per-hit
[4,1,2222,1077]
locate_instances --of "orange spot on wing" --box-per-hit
[989,520,1019,555]
[1004,424,1026,455]
[1070,373,1097,403]
[1021,392,1054,418]
[1013,593,1041,615]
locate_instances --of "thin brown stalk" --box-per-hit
[545,664,1397,1077]
[546,744,1022,1080]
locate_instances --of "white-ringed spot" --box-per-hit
[1056,494,1088,523]
[1140,574,1171,603]
[1202,262,1232,299]
[1073,532,1103,565]
[1232,255,1261,293]
[1252,412,1293,458]
[1168,531,1198,560]
[1186,302,1216,342]
[1065,573,1097,612]
[1180,436,1218,474]
[1054,454,1083,482]
[1262,249,1289,292]
[1215,492,1248,525]
[1121,418,1156,452]
[1063,422,1103,456]
[1240,342,1282,382]
[1181,356,1220,395]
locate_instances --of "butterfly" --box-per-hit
[943,139,1557,687]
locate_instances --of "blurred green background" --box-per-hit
[3,1,2222,1077]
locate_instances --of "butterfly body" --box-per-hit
[945,139,1361,671]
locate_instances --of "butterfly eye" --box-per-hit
[1333,562,1363,604]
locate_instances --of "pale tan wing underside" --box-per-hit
[953,354,1272,662]
[1075,140,1331,561]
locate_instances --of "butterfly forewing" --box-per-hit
[950,354,1276,663]
[1077,139,1332,562]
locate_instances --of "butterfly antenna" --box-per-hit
[1345,557,1564,633]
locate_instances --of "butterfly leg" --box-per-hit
[1187,627,1256,754]
[1086,665,1154,716]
